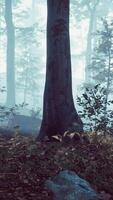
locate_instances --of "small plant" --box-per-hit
[77,84,113,133]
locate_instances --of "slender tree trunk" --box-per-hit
[24,66,29,104]
[103,50,111,134]
[85,11,95,83]
[104,50,111,115]
[31,0,36,25]
[5,0,15,107]
[38,0,83,140]
[85,0,100,84]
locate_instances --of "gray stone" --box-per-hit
[45,170,99,200]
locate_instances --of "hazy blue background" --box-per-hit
[0,0,113,118]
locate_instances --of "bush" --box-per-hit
[77,84,113,133]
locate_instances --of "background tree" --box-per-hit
[90,19,113,111]
[38,0,83,140]
[13,0,43,108]
[71,0,113,84]
[16,25,41,107]
[85,0,100,83]
[5,0,15,107]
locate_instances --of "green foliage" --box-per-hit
[77,84,113,132]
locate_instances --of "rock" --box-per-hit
[45,170,99,200]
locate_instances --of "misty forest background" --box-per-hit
[1,1,113,200]
[0,0,113,135]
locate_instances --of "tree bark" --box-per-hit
[38,0,83,140]
[5,0,15,107]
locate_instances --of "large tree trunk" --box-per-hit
[5,0,15,107]
[38,0,83,140]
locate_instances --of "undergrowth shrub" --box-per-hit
[77,84,113,133]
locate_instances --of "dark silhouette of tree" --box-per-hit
[5,0,15,107]
[38,0,83,140]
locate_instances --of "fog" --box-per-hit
[0,0,113,134]
[0,1,86,110]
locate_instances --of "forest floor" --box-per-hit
[0,132,113,200]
